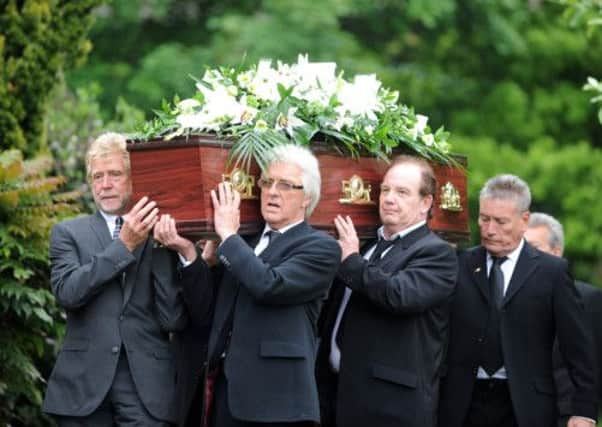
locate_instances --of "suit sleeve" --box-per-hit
[554,265,598,420]
[337,238,458,314]
[177,250,216,330]
[217,233,341,305]
[49,221,136,310]
[151,246,189,332]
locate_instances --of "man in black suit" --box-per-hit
[524,212,602,425]
[155,144,341,427]
[314,155,458,427]
[439,174,597,427]
[43,132,188,426]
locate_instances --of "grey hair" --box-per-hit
[528,212,565,253]
[479,174,531,213]
[85,132,130,182]
[265,144,321,217]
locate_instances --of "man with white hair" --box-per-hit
[525,212,602,426]
[439,174,597,427]
[155,144,341,426]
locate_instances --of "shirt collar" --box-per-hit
[262,219,304,236]
[487,238,524,264]
[99,210,119,228]
[377,220,426,241]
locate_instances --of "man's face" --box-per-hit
[378,163,432,237]
[524,225,562,257]
[478,197,529,257]
[260,162,310,230]
[89,153,132,215]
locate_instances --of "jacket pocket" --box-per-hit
[371,363,417,388]
[534,377,556,395]
[62,338,89,351]
[153,347,172,360]
[260,341,306,359]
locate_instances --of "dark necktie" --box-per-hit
[369,237,398,262]
[112,216,123,240]
[264,229,282,245]
[482,256,508,376]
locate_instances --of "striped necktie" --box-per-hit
[112,216,123,240]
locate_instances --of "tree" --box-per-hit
[0,0,101,156]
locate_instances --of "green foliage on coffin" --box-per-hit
[133,55,457,171]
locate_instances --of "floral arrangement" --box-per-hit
[135,54,454,170]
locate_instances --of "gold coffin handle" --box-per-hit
[339,174,375,205]
[439,181,462,212]
[221,168,257,200]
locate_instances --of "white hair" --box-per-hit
[480,174,531,213]
[528,212,565,254]
[265,144,321,217]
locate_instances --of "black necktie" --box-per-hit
[482,256,508,376]
[369,237,398,262]
[264,229,282,245]
[490,256,507,308]
[112,216,123,240]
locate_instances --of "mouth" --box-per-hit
[266,201,280,209]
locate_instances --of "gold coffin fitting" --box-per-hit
[439,181,462,212]
[222,168,257,200]
[339,174,375,205]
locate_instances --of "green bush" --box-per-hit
[0,149,80,426]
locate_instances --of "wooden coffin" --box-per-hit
[127,136,469,243]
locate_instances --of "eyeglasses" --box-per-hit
[257,177,304,191]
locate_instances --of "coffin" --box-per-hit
[127,136,469,243]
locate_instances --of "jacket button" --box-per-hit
[111,346,120,354]
[119,315,124,321]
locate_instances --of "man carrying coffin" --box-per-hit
[154,144,341,427]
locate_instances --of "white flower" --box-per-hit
[422,133,435,146]
[336,74,383,120]
[275,107,306,137]
[254,119,268,132]
[177,99,201,114]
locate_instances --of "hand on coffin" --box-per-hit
[153,214,197,263]
[121,196,159,252]
[334,215,360,262]
[211,182,241,241]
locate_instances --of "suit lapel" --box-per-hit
[470,247,490,304]
[258,221,309,262]
[502,243,539,307]
[90,211,111,249]
[374,224,430,265]
[121,237,149,308]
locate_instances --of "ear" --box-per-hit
[302,194,311,209]
[420,194,434,216]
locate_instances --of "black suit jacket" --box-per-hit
[439,243,597,427]
[43,211,187,422]
[179,221,341,423]
[315,225,458,427]
[554,280,602,416]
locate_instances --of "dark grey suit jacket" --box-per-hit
[315,225,458,427]
[439,243,597,427]
[179,221,341,424]
[42,211,187,422]
[554,280,602,416]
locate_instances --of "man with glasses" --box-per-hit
[154,144,341,427]
[43,132,187,426]
[314,155,458,427]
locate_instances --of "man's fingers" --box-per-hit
[129,196,149,216]
[136,199,158,221]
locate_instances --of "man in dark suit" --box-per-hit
[439,174,597,427]
[155,144,341,427]
[43,132,188,426]
[524,212,602,425]
[314,155,458,427]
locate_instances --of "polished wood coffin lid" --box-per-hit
[127,136,469,243]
